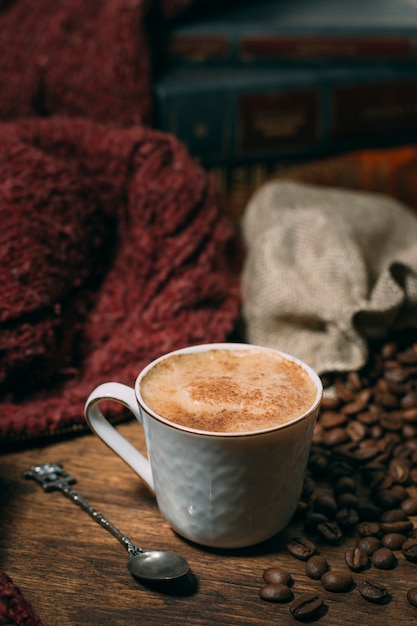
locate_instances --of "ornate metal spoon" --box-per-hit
[24,462,190,582]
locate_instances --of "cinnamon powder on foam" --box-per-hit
[140,349,316,433]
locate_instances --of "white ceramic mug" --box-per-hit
[84,343,322,549]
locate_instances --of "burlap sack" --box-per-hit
[241,181,417,375]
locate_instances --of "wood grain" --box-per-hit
[1,421,416,625]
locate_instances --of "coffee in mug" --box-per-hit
[140,348,317,433]
[84,343,322,548]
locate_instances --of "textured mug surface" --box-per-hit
[84,343,323,548]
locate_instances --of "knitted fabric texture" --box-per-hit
[0,0,194,127]
[242,180,417,375]
[0,117,242,444]
[0,572,43,626]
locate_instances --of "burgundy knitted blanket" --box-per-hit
[0,573,43,626]
[0,117,242,445]
[0,2,240,621]
[0,0,194,127]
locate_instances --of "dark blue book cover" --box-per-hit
[166,0,417,66]
[154,64,417,166]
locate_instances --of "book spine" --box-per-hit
[155,69,417,168]
[155,77,324,166]
[167,34,231,63]
[167,33,416,66]
[331,78,417,141]
[236,88,321,158]
[240,35,415,64]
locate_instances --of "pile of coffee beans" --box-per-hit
[258,335,417,620]
[259,567,324,620]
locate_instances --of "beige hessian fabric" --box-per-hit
[241,181,417,375]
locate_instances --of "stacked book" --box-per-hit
[153,0,417,216]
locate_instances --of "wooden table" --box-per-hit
[1,421,416,626]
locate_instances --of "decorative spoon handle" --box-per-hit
[24,462,142,557]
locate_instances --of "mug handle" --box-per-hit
[84,382,154,492]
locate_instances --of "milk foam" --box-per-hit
[140,349,317,433]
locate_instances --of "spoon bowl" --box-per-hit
[127,550,190,581]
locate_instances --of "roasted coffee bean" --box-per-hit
[357,521,380,537]
[304,512,329,532]
[312,494,338,517]
[333,476,356,494]
[322,427,350,447]
[347,371,363,390]
[391,377,414,391]
[371,547,397,569]
[357,536,382,556]
[389,484,408,501]
[335,381,355,402]
[328,460,356,480]
[373,489,402,510]
[369,436,393,452]
[388,457,411,483]
[317,521,343,544]
[394,438,417,456]
[336,492,359,510]
[380,508,408,522]
[259,583,293,603]
[335,507,359,528]
[357,410,379,425]
[305,555,329,580]
[378,395,400,411]
[402,538,417,562]
[361,462,386,486]
[319,411,348,429]
[403,407,417,423]
[401,496,417,515]
[301,476,316,500]
[398,345,417,364]
[402,391,417,409]
[321,570,353,593]
[358,580,388,604]
[263,568,293,586]
[381,342,398,359]
[287,537,316,561]
[308,450,329,476]
[394,434,417,451]
[290,593,324,622]
[378,436,402,461]
[345,546,368,572]
[297,500,310,515]
[381,533,408,550]
[368,424,384,440]
[358,387,373,401]
[380,355,397,369]
[346,420,367,441]
[384,366,409,383]
[352,444,380,462]
[342,399,366,416]
[402,424,417,439]
[407,586,417,609]
[383,432,403,448]
[411,468,417,484]
[357,503,382,521]
[380,520,414,535]
[378,473,393,489]
[393,440,415,456]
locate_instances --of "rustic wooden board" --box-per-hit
[1,422,416,625]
